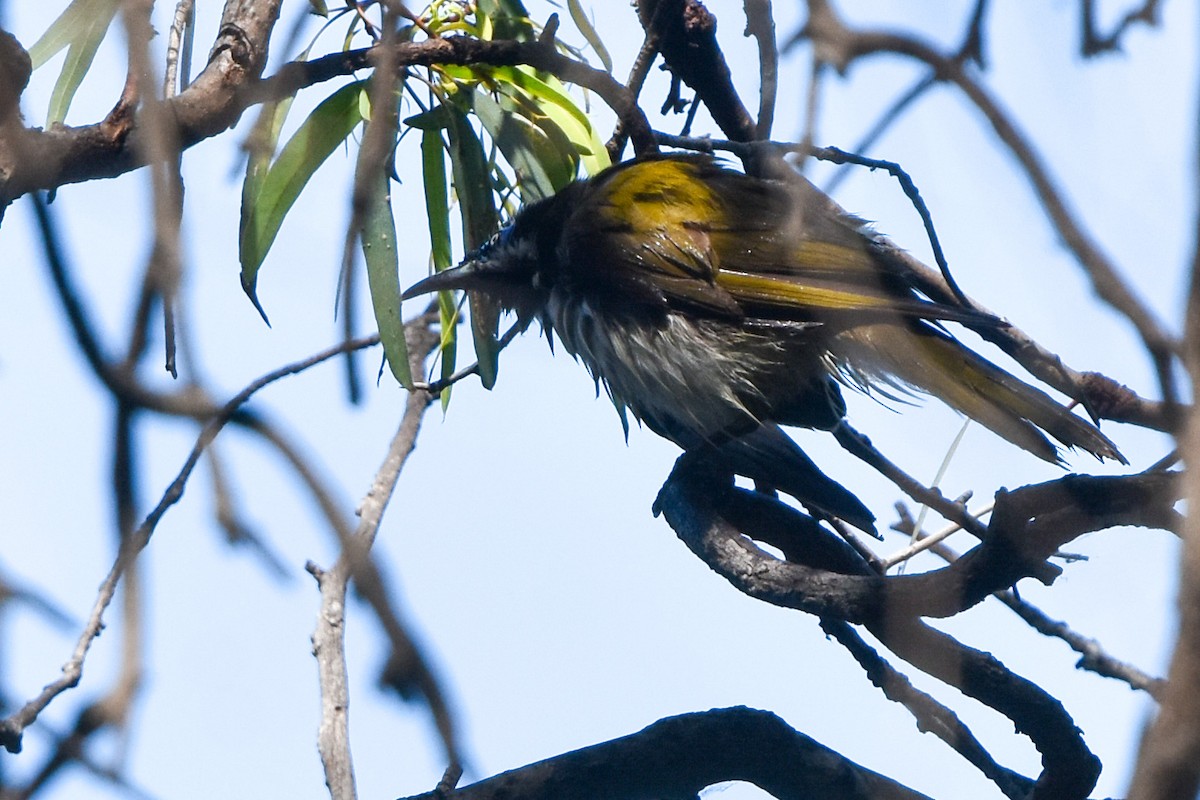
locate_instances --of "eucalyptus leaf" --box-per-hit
[566,0,613,72]
[420,126,456,402]
[362,174,412,388]
[421,129,453,273]
[446,109,501,391]
[474,89,563,201]
[27,0,121,125]
[239,80,367,316]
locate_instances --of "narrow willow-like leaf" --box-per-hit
[491,65,610,176]
[474,89,562,201]
[239,80,366,314]
[28,0,121,125]
[421,127,456,406]
[421,129,453,273]
[362,174,412,388]
[446,109,501,391]
[27,0,118,66]
[566,0,613,73]
[238,96,298,325]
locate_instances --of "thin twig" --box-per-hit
[1080,0,1161,56]
[997,590,1166,699]
[205,446,292,580]
[902,516,1167,698]
[882,501,995,570]
[414,318,524,394]
[821,74,934,196]
[742,0,778,139]
[311,315,460,797]
[605,25,661,159]
[0,335,381,754]
[822,618,1033,800]
[812,144,971,308]
[164,0,196,97]
[799,12,1181,418]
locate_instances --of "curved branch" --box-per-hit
[822,618,1035,799]
[400,706,933,800]
[1,0,282,206]
[872,617,1100,800]
[653,455,1180,625]
[1,24,655,208]
[798,2,1181,415]
[655,460,1173,798]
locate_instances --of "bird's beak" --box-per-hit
[401,260,490,300]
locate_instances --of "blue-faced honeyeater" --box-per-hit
[403,154,1124,532]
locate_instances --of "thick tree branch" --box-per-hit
[822,618,1035,800]
[654,456,1179,625]
[636,0,758,143]
[400,707,932,800]
[0,0,282,208]
[0,23,655,210]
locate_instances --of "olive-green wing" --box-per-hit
[565,155,983,325]
[562,155,741,315]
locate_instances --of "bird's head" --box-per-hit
[402,186,583,316]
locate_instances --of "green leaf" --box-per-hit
[239,80,367,314]
[436,291,459,412]
[476,0,536,40]
[492,66,610,177]
[27,0,121,125]
[566,0,613,72]
[362,174,412,388]
[238,98,299,325]
[27,0,117,66]
[421,129,453,272]
[495,66,592,130]
[446,109,501,391]
[404,105,453,131]
[420,128,455,406]
[474,89,564,201]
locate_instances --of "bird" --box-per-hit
[402,154,1124,532]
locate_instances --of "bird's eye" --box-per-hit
[468,229,503,262]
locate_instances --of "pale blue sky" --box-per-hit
[1,2,1190,798]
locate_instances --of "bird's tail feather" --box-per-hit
[834,324,1125,465]
[713,425,878,534]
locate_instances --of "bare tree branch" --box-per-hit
[636,0,758,143]
[0,19,658,210]
[821,618,1035,800]
[797,0,1181,416]
[309,313,459,799]
[653,456,1180,624]
[400,707,933,800]
[1125,24,1200,796]
[1080,0,1161,56]
[0,334,381,754]
[742,0,777,138]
